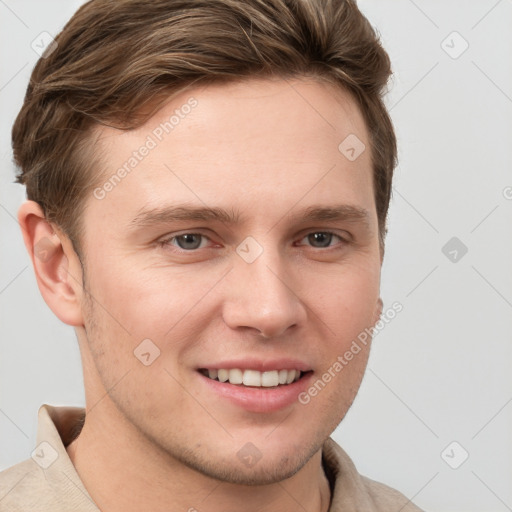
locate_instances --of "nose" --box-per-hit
[222,248,307,339]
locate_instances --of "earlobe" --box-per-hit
[18,200,84,327]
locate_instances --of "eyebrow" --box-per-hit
[129,203,371,230]
[298,205,370,226]
[130,205,243,228]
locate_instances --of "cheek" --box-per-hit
[300,267,378,419]
[83,260,223,354]
[310,262,380,334]
[301,262,380,402]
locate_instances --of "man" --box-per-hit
[0,0,423,510]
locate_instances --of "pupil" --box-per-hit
[309,232,331,247]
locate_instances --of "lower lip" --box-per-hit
[198,372,314,413]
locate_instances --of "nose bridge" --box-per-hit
[222,239,304,337]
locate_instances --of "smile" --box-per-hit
[199,368,304,387]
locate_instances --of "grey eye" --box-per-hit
[307,232,334,248]
[174,234,204,250]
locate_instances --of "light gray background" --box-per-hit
[1,1,511,510]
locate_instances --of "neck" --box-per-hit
[66,397,331,512]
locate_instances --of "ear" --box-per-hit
[18,200,84,326]
[372,296,383,326]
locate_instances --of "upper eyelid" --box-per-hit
[159,229,213,243]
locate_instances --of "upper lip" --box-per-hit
[197,358,312,372]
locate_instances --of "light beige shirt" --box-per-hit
[0,405,423,511]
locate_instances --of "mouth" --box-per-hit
[197,364,314,413]
[198,368,309,388]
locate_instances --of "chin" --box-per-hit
[184,452,311,486]
[167,437,322,486]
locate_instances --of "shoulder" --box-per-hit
[0,455,97,512]
[323,437,424,511]
[0,458,52,511]
[0,405,96,511]
[361,474,424,512]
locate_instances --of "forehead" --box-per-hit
[87,77,374,233]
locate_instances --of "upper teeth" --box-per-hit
[206,369,301,387]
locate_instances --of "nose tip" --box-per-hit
[222,260,306,339]
[251,306,297,339]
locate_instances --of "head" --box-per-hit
[15,0,396,485]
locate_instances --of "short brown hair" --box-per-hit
[13,0,396,256]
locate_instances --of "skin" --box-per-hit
[19,77,383,512]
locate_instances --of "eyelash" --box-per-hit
[158,231,349,252]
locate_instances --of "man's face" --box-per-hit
[76,77,382,484]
